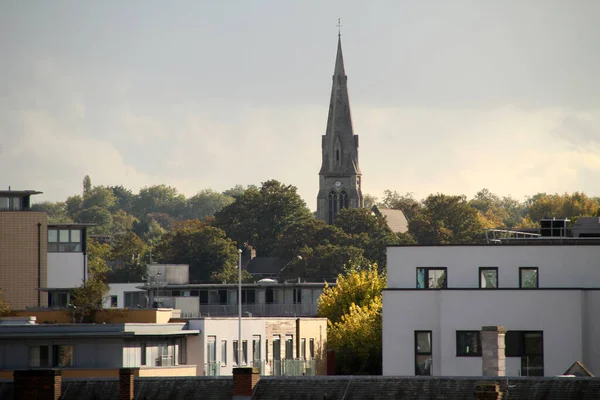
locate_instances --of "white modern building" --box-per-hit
[188,317,327,377]
[383,243,600,377]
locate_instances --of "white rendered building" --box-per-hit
[382,243,600,377]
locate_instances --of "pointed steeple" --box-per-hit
[334,36,346,77]
[320,35,360,175]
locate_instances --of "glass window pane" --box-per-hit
[221,340,227,365]
[415,355,432,376]
[481,269,497,288]
[416,332,431,354]
[48,243,58,252]
[523,332,543,355]
[233,341,239,365]
[207,336,216,363]
[48,229,58,243]
[416,268,426,288]
[521,269,538,288]
[457,331,481,356]
[53,345,72,367]
[428,269,446,288]
[59,230,70,242]
[70,229,81,243]
[242,340,248,365]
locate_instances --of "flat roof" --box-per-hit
[0,190,42,196]
[0,322,199,338]
[48,222,97,228]
[140,282,333,290]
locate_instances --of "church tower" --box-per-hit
[316,35,363,223]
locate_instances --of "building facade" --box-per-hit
[0,317,200,378]
[188,317,327,377]
[383,244,600,377]
[316,36,363,223]
[0,190,48,309]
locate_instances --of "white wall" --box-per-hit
[104,283,145,308]
[382,289,597,377]
[387,245,600,288]
[47,253,86,288]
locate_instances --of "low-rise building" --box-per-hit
[188,317,327,377]
[0,316,200,378]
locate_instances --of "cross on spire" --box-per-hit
[337,18,342,37]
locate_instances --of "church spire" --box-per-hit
[334,36,346,78]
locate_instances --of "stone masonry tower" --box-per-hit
[317,35,363,223]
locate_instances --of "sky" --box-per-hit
[2,1,600,210]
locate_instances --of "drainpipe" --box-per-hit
[37,222,41,307]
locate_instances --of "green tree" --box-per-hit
[109,185,135,213]
[284,244,369,282]
[275,219,350,261]
[0,292,11,316]
[409,194,483,244]
[363,194,378,209]
[318,267,385,374]
[31,201,72,223]
[333,208,399,267]
[211,264,254,283]
[110,210,138,236]
[133,185,187,220]
[82,186,117,210]
[108,232,147,283]
[65,195,83,218]
[71,239,110,322]
[83,175,92,199]
[187,189,234,221]
[74,206,113,234]
[379,190,421,221]
[222,184,255,199]
[215,180,312,256]
[525,192,599,222]
[154,220,239,282]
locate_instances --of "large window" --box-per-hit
[505,331,543,376]
[141,343,147,366]
[242,289,256,304]
[301,338,306,360]
[48,291,70,308]
[415,331,432,376]
[221,340,227,366]
[242,340,248,365]
[416,267,447,289]
[252,336,261,363]
[124,291,146,308]
[29,345,72,368]
[293,289,302,304]
[519,267,539,288]
[207,336,217,364]
[285,335,294,360]
[479,267,498,288]
[0,196,22,211]
[233,340,239,366]
[456,331,481,356]
[48,228,83,252]
[309,338,315,359]
[273,335,281,361]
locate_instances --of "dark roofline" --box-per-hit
[0,190,43,196]
[48,223,97,228]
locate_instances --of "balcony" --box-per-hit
[198,303,319,317]
[271,359,317,376]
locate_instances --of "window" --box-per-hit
[293,289,302,304]
[242,289,256,304]
[48,291,69,308]
[336,149,340,162]
[456,331,481,356]
[171,290,181,297]
[241,340,248,365]
[221,340,227,365]
[218,289,228,304]
[207,336,216,363]
[124,291,145,308]
[328,190,338,224]
[199,290,208,304]
[252,335,261,362]
[415,331,432,376]
[520,267,539,288]
[273,335,281,361]
[233,340,239,366]
[301,338,306,360]
[285,335,293,360]
[29,345,50,367]
[110,296,118,308]
[265,339,269,362]
[416,268,447,289]
[52,345,73,367]
[266,288,274,304]
[141,343,147,366]
[177,337,186,365]
[479,267,498,288]
[505,331,543,376]
[309,338,315,359]
[0,196,22,211]
[340,190,349,209]
[48,228,83,252]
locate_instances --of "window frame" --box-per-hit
[519,267,539,288]
[414,330,433,376]
[47,228,84,253]
[505,330,544,376]
[479,267,499,289]
[221,340,227,366]
[456,331,482,357]
[416,267,448,289]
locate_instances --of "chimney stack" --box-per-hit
[119,368,138,400]
[13,369,62,400]
[232,367,260,399]
[481,326,506,377]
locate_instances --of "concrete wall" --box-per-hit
[147,264,189,284]
[0,212,48,308]
[47,252,86,289]
[382,289,599,377]
[10,308,177,324]
[104,283,145,308]
[387,245,600,288]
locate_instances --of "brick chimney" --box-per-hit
[119,368,139,400]
[232,367,260,399]
[13,369,62,400]
[474,382,503,400]
[481,326,506,377]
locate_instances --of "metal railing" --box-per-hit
[270,359,317,376]
[205,361,221,376]
[199,303,319,317]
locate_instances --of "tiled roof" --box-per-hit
[371,206,408,234]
